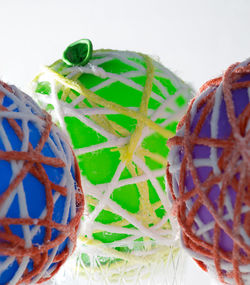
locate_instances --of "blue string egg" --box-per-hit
[0,81,84,285]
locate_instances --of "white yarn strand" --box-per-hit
[32,50,194,284]
[0,84,79,284]
[169,59,250,284]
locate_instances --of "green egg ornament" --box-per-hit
[32,39,194,283]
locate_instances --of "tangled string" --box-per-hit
[32,50,194,283]
[0,81,84,284]
[166,60,250,285]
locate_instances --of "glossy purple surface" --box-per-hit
[178,74,249,252]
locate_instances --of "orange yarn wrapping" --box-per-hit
[166,62,250,284]
[0,81,84,284]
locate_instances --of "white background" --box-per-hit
[0,0,249,284]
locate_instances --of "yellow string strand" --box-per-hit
[44,58,168,230]
[44,66,175,139]
[135,147,168,166]
[33,55,181,280]
[79,235,175,264]
[118,54,154,164]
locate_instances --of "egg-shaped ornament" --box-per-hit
[166,58,250,285]
[32,39,193,284]
[0,81,84,285]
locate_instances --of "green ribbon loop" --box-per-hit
[63,39,93,66]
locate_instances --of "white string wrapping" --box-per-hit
[32,50,194,284]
